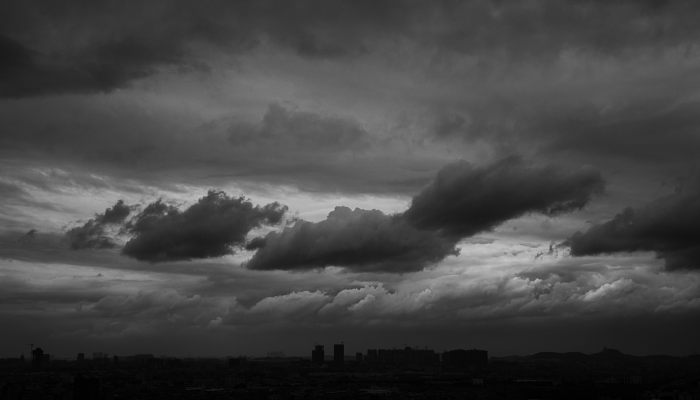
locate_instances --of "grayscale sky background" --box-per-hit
[1,0,700,358]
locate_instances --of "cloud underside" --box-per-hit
[248,157,604,272]
[568,186,700,270]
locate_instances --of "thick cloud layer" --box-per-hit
[4,1,699,198]
[122,190,286,262]
[5,0,700,97]
[568,186,700,270]
[248,158,603,272]
[0,99,429,195]
[66,200,132,249]
[405,157,605,236]
[247,206,459,273]
[0,0,396,97]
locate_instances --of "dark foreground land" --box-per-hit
[2,348,700,399]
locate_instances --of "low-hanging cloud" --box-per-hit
[567,185,700,270]
[62,159,603,270]
[122,190,287,262]
[404,156,605,237]
[246,206,459,273]
[247,157,604,272]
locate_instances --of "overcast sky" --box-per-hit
[2,0,700,358]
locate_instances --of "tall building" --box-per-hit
[312,344,324,364]
[334,343,344,365]
[31,347,44,369]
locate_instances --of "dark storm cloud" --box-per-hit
[1,0,389,97]
[248,158,604,272]
[246,206,459,273]
[0,34,181,98]
[404,157,605,236]
[4,0,700,97]
[568,185,700,270]
[66,200,132,250]
[122,190,287,262]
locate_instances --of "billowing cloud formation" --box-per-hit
[568,185,700,270]
[61,159,601,270]
[404,157,605,236]
[66,200,132,249]
[248,158,603,272]
[123,190,287,262]
[247,206,459,273]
